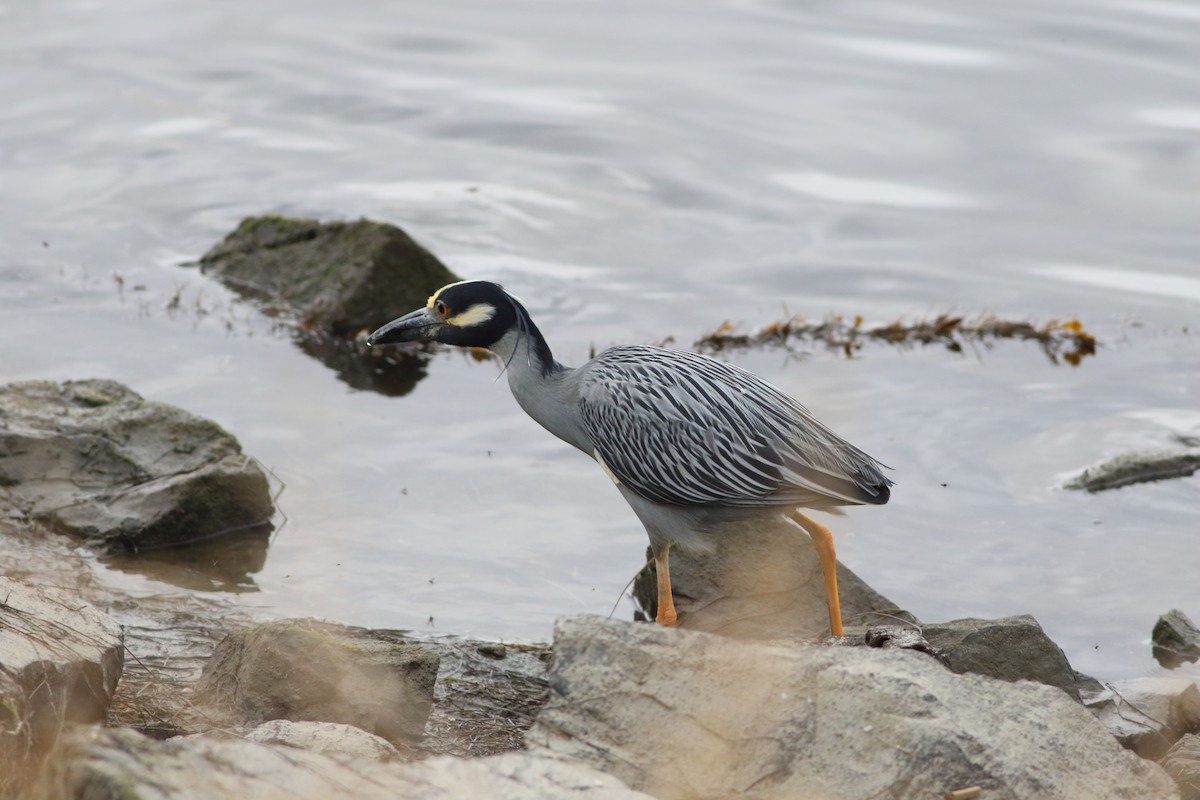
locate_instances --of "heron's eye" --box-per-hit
[435,300,449,317]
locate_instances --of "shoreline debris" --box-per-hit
[694,313,1097,365]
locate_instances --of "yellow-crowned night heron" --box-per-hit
[368,280,891,634]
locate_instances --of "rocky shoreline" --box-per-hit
[3,217,1198,798]
[2,559,1198,798]
[2,379,1197,799]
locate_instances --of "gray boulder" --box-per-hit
[632,516,914,641]
[1155,609,1200,669]
[0,577,123,794]
[1084,675,1200,760]
[529,615,1177,800]
[921,615,1081,701]
[31,725,652,800]
[0,379,273,552]
[195,618,440,745]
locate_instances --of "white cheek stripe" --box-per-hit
[594,449,621,486]
[447,302,496,327]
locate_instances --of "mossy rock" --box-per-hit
[195,216,458,396]
[198,216,459,335]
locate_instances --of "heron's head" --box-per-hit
[367,280,521,351]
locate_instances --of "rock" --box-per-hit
[245,720,400,762]
[1083,675,1200,760]
[1163,734,1200,800]
[921,615,1082,701]
[198,215,457,335]
[31,725,652,800]
[1065,448,1200,492]
[418,636,551,757]
[195,619,440,745]
[860,624,948,663]
[631,516,915,641]
[0,379,273,553]
[194,215,460,396]
[1155,609,1200,669]
[529,615,1176,800]
[0,577,123,795]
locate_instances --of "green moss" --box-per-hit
[234,215,308,234]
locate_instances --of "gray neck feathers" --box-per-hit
[492,328,588,453]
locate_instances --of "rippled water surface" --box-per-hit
[2,0,1198,680]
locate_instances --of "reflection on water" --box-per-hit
[100,525,273,593]
[295,332,431,397]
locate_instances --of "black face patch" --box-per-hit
[432,281,518,349]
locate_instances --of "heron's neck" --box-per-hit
[490,317,563,378]
[491,327,589,453]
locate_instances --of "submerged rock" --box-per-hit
[529,615,1176,800]
[195,619,440,746]
[0,379,273,553]
[1155,609,1200,669]
[921,615,1082,701]
[1065,448,1200,492]
[194,215,460,396]
[0,577,124,795]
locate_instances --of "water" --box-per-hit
[1,0,1197,681]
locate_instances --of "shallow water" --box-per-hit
[1,0,1198,680]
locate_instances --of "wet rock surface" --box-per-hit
[0,576,124,796]
[0,379,274,553]
[1155,609,1200,670]
[193,215,461,396]
[195,618,440,746]
[530,615,1176,800]
[921,614,1083,701]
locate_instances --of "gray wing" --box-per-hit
[578,346,891,509]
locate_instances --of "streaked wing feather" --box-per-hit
[578,346,890,508]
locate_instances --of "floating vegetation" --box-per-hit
[693,313,1097,366]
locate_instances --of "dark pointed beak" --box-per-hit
[367,307,441,346]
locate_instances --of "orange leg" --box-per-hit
[789,511,843,636]
[652,541,677,627]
